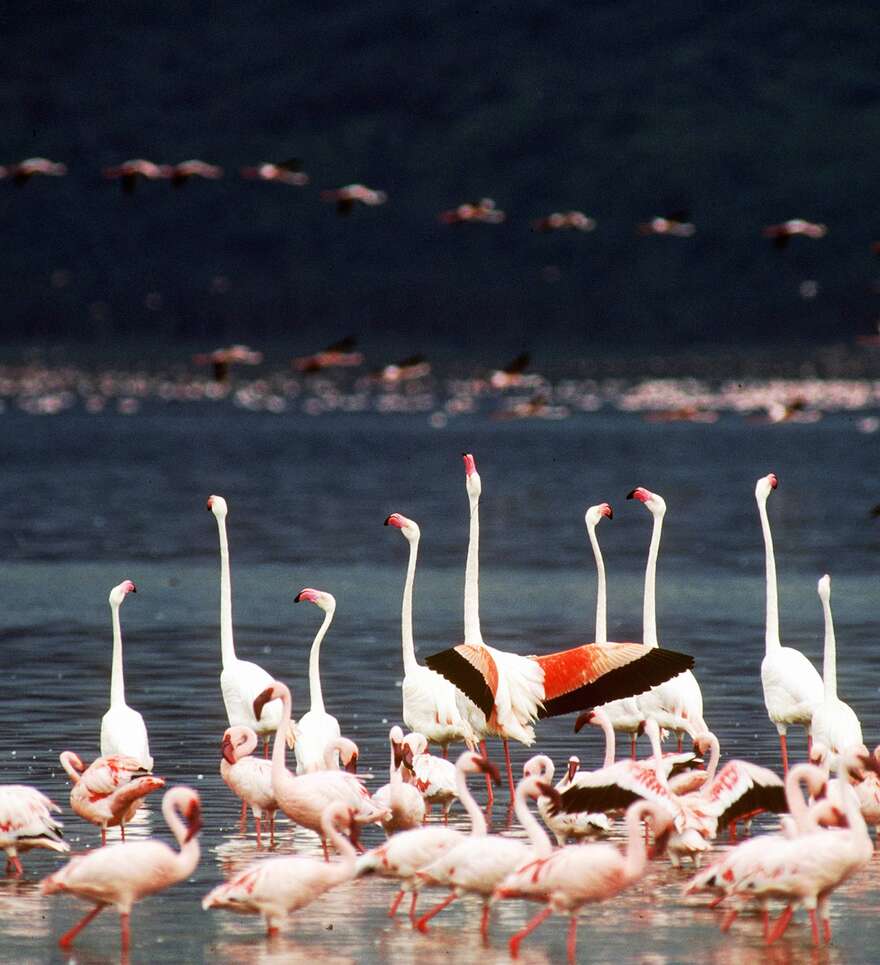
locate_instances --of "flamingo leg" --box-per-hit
[270,812,276,849]
[779,733,789,776]
[7,856,23,876]
[708,894,725,909]
[119,911,131,952]
[101,827,107,846]
[823,916,832,944]
[120,823,126,842]
[807,732,812,758]
[415,892,457,932]
[322,838,329,862]
[509,906,553,959]
[479,740,494,806]
[763,909,770,940]
[240,800,248,832]
[442,745,448,760]
[480,901,491,944]
[408,891,419,924]
[502,738,515,798]
[728,821,737,843]
[388,890,405,918]
[808,909,820,945]
[256,815,262,849]
[766,905,794,945]
[630,733,637,761]
[59,904,105,948]
[719,909,738,932]
[263,737,270,759]
[567,915,578,963]
[677,734,683,753]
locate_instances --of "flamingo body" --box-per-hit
[0,785,68,874]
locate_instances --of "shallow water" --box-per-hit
[2,399,880,963]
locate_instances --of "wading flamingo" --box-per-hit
[220,726,277,847]
[0,786,68,875]
[756,473,823,773]
[402,732,458,819]
[100,580,152,769]
[522,755,610,845]
[374,726,426,834]
[41,786,202,953]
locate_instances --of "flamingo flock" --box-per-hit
[2,457,877,961]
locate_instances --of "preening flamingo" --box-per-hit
[293,588,342,773]
[522,754,610,845]
[60,752,165,844]
[756,473,823,773]
[627,487,707,747]
[401,732,458,819]
[220,726,277,847]
[374,726,426,834]
[426,454,695,797]
[202,801,358,936]
[385,512,476,753]
[41,786,202,953]
[809,575,862,765]
[100,580,153,769]
[0,785,68,875]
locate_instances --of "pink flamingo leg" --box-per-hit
[808,909,820,945]
[807,733,812,758]
[408,891,419,924]
[59,904,105,948]
[766,906,794,945]
[630,734,637,760]
[263,737,270,759]
[255,815,262,849]
[719,909,738,932]
[442,745,449,760]
[677,734,683,753]
[101,827,107,846]
[388,890,405,917]
[823,916,832,944]
[510,906,553,959]
[480,901,491,944]
[779,733,789,776]
[415,891,456,932]
[567,915,578,963]
[240,800,248,832]
[119,912,131,953]
[502,739,515,798]
[7,856,23,876]
[708,894,725,909]
[270,812,276,848]
[479,741,494,806]
[120,823,126,842]
[763,909,770,939]
[322,838,329,862]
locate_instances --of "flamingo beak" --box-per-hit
[402,746,415,771]
[602,504,613,519]
[392,741,405,770]
[221,736,237,765]
[184,802,203,842]
[462,452,476,476]
[648,823,672,859]
[574,710,595,733]
[344,753,359,774]
[384,514,403,528]
[206,496,213,511]
[627,487,649,502]
[474,756,501,786]
[252,686,276,721]
[566,760,579,783]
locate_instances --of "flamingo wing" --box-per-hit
[551,761,674,817]
[704,761,788,828]
[425,644,499,718]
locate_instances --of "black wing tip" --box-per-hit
[425,647,495,718]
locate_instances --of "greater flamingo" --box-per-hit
[202,801,358,935]
[0,785,68,875]
[293,588,342,773]
[756,473,823,773]
[41,786,202,953]
[220,726,277,847]
[100,580,153,769]
[374,726,426,834]
[60,752,165,844]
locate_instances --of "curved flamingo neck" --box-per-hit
[834,755,867,835]
[457,762,487,836]
[237,729,259,759]
[400,532,419,675]
[322,808,358,873]
[515,780,553,857]
[162,794,201,876]
[785,763,822,833]
[271,684,297,794]
[307,607,334,713]
[109,601,127,707]
[622,801,653,880]
[587,520,606,644]
[757,493,781,653]
[60,752,84,784]
[464,490,484,646]
[215,513,237,668]
[644,722,670,789]
[820,593,838,699]
[699,734,721,791]
[591,711,616,767]
[642,509,664,649]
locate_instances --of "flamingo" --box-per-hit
[522,754,610,845]
[41,786,202,953]
[293,588,342,774]
[220,727,277,847]
[810,741,880,840]
[426,455,695,798]
[401,732,458,819]
[0,785,68,875]
[498,797,672,962]
[100,580,153,769]
[809,575,863,765]
[253,681,387,858]
[207,495,288,753]
[756,473,824,773]
[438,198,505,224]
[385,512,476,753]
[60,752,165,845]
[202,801,358,936]
[531,211,595,232]
[240,159,309,186]
[0,157,67,183]
[320,183,387,213]
[374,726,426,835]
[636,211,696,236]
[168,160,223,185]
[762,218,827,248]
[102,159,172,192]
[293,335,363,373]
[628,487,707,748]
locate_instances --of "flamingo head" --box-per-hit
[336,739,359,773]
[462,452,481,498]
[183,793,203,843]
[536,781,560,806]
[295,588,336,613]
[755,473,778,501]
[221,726,256,764]
[384,513,420,539]
[221,732,237,765]
[109,579,137,607]
[390,726,406,769]
[817,574,831,603]
[206,494,227,517]
[844,744,880,782]
[566,756,580,783]
[809,741,830,769]
[573,709,596,733]
[252,682,284,721]
[646,812,674,859]
[585,503,613,528]
[522,754,553,781]
[627,487,665,516]
[469,754,502,786]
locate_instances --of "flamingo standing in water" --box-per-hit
[100,580,153,769]
[293,588,342,773]
[41,786,202,953]
[374,726,426,834]
[0,785,69,875]
[401,732,458,819]
[756,474,823,773]
[202,801,358,936]
[220,726,278,847]
[385,512,476,754]
[522,754,610,845]
[60,752,165,844]
[426,455,695,799]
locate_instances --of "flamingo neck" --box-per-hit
[216,514,237,669]
[271,685,296,794]
[622,802,652,880]
[757,495,781,653]
[457,763,487,836]
[463,493,484,646]
[820,594,837,699]
[699,734,721,792]
[642,510,663,649]
[163,795,201,879]
[60,752,84,784]
[308,608,334,714]
[515,783,553,858]
[785,764,820,833]
[587,521,607,644]
[109,601,127,707]
[833,755,868,836]
[593,712,616,768]
[322,809,358,875]
[645,723,671,790]
[400,534,419,675]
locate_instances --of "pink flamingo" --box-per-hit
[240,159,309,186]
[320,183,387,213]
[0,157,67,183]
[402,731,458,819]
[374,726,426,835]
[60,752,165,845]
[523,754,610,845]
[102,159,172,193]
[253,681,387,859]
[168,160,223,185]
[0,785,69,875]
[220,726,277,847]
[202,801,358,936]
[763,218,827,247]
[41,785,202,953]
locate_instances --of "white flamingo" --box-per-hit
[755,473,823,773]
[293,588,342,773]
[374,726,426,834]
[220,726,277,847]
[402,732,458,819]
[0,785,68,875]
[100,581,152,769]
[523,754,610,844]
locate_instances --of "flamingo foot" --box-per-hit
[415,892,456,932]
[59,904,104,949]
[388,890,405,918]
[509,906,553,960]
[766,906,794,945]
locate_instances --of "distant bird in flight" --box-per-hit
[488,353,533,390]
[374,355,431,383]
[762,219,827,248]
[321,183,387,214]
[193,344,263,383]
[293,336,364,373]
[637,211,695,237]
[531,211,595,232]
[438,198,505,225]
[103,160,172,193]
[168,160,223,186]
[240,159,309,186]
[0,157,67,184]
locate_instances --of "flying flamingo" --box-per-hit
[100,580,153,769]
[497,797,672,961]
[0,785,68,875]
[522,754,610,845]
[202,801,358,936]
[809,575,863,765]
[627,486,707,748]
[167,160,223,185]
[426,455,695,798]
[220,726,277,847]
[60,752,165,844]
[756,473,823,773]
[374,726,426,834]
[102,159,172,192]
[240,159,309,186]
[41,786,202,953]
[385,512,476,754]
[293,588,342,773]
[253,681,387,858]
[0,157,67,183]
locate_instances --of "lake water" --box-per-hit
[1,359,879,963]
